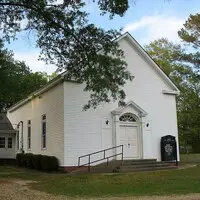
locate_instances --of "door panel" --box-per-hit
[120,125,139,158]
[120,126,129,157]
[127,126,139,158]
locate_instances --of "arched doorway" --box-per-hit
[119,113,141,159]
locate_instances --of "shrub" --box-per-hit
[41,155,59,171]
[16,153,23,167]
[16,153,59,172]
[26,153,34,169]
[32,154,42,170]
[21,153,27,167]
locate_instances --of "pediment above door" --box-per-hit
[111,100,148,117]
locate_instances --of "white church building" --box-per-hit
[7,32,180,169]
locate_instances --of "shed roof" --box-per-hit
[0,112,15,131]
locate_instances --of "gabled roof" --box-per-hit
[8,32,179,113]
[0,112,16,133]
[112,101,148,117]
[116,32,180,94]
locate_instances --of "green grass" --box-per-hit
[0,166,20,173]
[32,167,200,197]
[180,153,200,163]
[1,165,200,197]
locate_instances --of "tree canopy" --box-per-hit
[178,13,200,152]
[0,40,48,111]
[145,37,200,152]
[0,0,133,110]
[179,13,200,49]
[144,38,184,76]
[178,13,200,70]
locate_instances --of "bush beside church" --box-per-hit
[16,153,59,172]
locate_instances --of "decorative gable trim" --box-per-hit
[162,90,180,95]
[112,100,148,117]
[116,32,180,94]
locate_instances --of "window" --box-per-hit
[0,137,5,148]
[119,113,137,122]
[17,133,19,150]
[42,114,46,149]
[27,120,31,149]
[8,137,12,148]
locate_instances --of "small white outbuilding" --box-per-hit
[0,112,17,159]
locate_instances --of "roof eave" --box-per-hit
[8,75,65,113]
[0,130,17,134]
[162,90,180,95]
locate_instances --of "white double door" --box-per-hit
[120,125,140,158]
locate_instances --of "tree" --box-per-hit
[0,40,48,111]
[177,75,200,152]
[145,38,200,152]
[178,13,200,48]
[144,38,184,76]
[178,13,200,151]
[178,13,200,70]
[39,71,58,81]
[0,0,133,110]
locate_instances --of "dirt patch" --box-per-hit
[0,179,66,200]
[0,179,200,200]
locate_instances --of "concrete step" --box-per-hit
[117,165,178,173]
[123,159,157,163]
[70,159,177,174]
[122,159,157,166]
[122,161,157,166]
[120,163,175,170]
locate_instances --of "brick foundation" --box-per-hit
[60,166,87,173]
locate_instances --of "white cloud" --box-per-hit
[14,51,57,74]
[123,15,185,44]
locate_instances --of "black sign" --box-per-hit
[161,135,177,161]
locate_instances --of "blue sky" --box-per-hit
[5,0,200,74]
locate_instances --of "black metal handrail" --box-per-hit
[78,145,123,172]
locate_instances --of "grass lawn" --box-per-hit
[180,153,200,163]
[0,164,200,198]
[0,166,20,173]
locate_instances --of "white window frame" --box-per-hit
[17,132,19,150]
[7,137,12,149]
[0,137,5,148]
[27,120,31,150]
[41,114,46,149]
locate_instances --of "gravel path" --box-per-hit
[0,179,200,200]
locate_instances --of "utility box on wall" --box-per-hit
[161,135,177,162]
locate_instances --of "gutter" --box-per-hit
[0,130,17,133]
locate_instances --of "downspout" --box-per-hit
[17,121,24,153]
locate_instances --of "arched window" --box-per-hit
[119,113,137,122]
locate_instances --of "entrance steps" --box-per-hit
[116,159,177,173]
[70,159,178,174]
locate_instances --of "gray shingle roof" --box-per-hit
[0,112,14,131]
